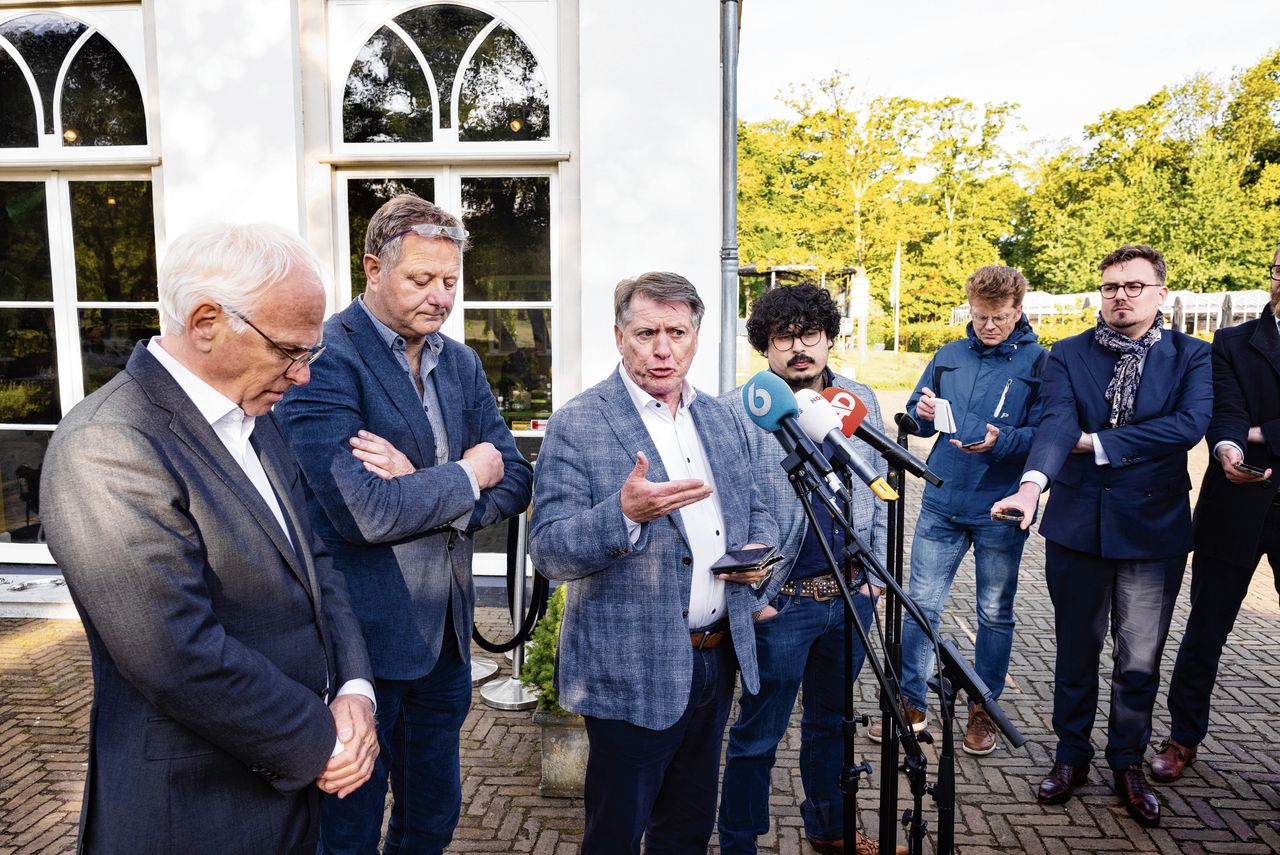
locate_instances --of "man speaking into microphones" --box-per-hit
[719,284,901,855]
[869,265,1047,757]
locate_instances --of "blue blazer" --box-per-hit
[529,368,780,730]
[278,301,532,680]
[1026,327,1212,560]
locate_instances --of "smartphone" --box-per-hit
[990,508,1024,522]
[1233,461,1268,477]
[961,438,986,449]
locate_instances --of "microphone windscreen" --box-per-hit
[794,388,842,443]
[821,388,869,438]
[742,371,799,432]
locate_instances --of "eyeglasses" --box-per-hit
[221,305,325,373]
[374,223,470,256]
[1099,281,1160,299]
[1269,264,1280,281]
[971,312,1014,327]
[770,328,825,351]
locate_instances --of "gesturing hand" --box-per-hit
[619,451,713,524]
[349,430,415,479]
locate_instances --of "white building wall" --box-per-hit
[576,1,724,392]
[150,0,306,237]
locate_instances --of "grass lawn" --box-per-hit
[734,344,930,391]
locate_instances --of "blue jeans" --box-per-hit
[317,635,472,855]
[900,509,1026,711]
[718,588,874,854]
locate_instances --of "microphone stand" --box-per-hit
[837,469,872,855]
[777,428,1024,855]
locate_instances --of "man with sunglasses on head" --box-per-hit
[993,245,1212,828]
[718,283,902,855]
[277,194,532,855]
[1150,240,1280,784]
[41,223,376,854]
[872,266,1047,759]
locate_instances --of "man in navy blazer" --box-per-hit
[529,273,779,854]
[277,195,532,854]
[1150,241,1280,783]
[42,223,376,854]
[994,245,1212,828]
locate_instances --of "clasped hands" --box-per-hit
[317,694,377,798]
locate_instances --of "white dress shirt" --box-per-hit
[618,366,728,629]
[147,339,374,750]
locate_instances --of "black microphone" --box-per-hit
[821,388,942,487]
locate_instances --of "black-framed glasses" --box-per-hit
[221,305,325,373]
[1269,264,1280,281]
[1099,281,1160,299]
[770,328,825,351]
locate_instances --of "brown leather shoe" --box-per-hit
[1036,761,1088,804]
[1114,764,1161,827]
[962,704,998,755]
[807,832,907,855]
[867,698,926,743]
[1148,737,1197,782]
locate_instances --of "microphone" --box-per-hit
[821,388,943,487]
[794,390,899,501]
[741,371,849,502]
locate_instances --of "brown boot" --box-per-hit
[962,704,998,756]
[1148,737,1197,782]
[867,698,926,743]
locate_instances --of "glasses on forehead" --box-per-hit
[221,305,325,373]
[769,328,824,351]
[1099,281,1159,299]
[374,223,470,256]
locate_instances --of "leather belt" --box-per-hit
[779,574,848,601]
[690,622,729,650]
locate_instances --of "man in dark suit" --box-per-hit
[277,194,532,854]
[40,223,377,855]
[1150,241,1280,782]
[993,244,1212,828]
[530,273,779,855]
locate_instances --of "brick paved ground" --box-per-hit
[3,398,1279,853]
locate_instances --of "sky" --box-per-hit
[737,0,1280,156]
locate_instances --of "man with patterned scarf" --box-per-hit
[993,245,1212,828]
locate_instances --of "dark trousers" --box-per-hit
[1168,504,1280,747]
[318,619,472,855]
[1044,541,1185,770]
[581,639,737,855]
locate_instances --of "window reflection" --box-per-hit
[61,33,147,146]
[70,181,157,302]
[393,5,491,130]
[346,178,436,295]
[0,308,59,424]
[344,27,435,143]
[0,429,50,543]
[0,49,38,147]
[0,182,52,301]
[0,13,86,135]
[465,308,550,427]
[462,177,550,301]
[458,25,549,142]
[79,308,158,393]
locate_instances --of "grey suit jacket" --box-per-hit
[722,372,888,604]
[41,343,372,855]
[529,368,779,730]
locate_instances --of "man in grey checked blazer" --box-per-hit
[529,273,779,855]
[716,284,894,855]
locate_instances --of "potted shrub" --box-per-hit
[520,584,587,798]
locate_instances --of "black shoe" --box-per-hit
[1037,761,1088,804]
[1114,765,1160,827]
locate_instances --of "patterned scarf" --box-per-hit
[1093,309,1163,427]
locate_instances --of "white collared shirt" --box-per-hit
[147,338,374,743]
[618,365,728,629]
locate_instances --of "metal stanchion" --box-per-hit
[471,657,499,684]
[480,512,538,710]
